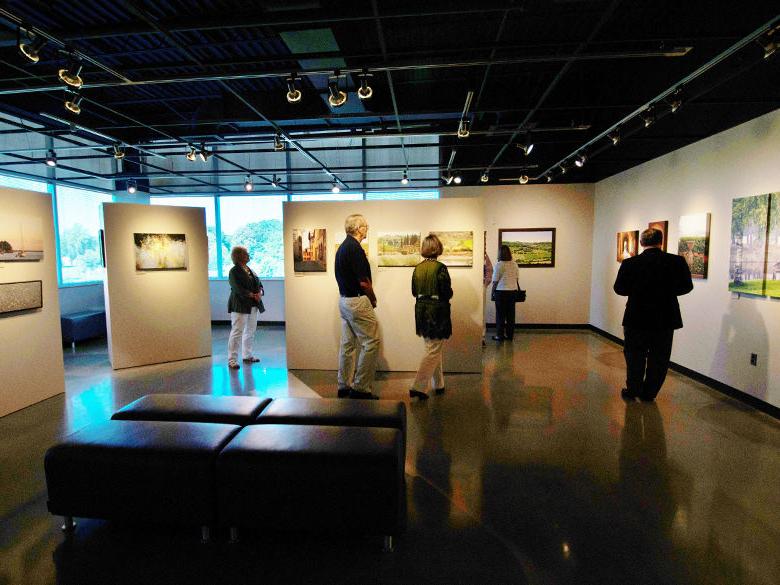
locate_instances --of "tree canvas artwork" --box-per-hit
[729,193,780,297]
[0,214,43,262]
[616,230,638,263]
[677,213,710,278]
[293,229,327,272]
[500,228,556,267]
[431,231,474,267]
[377,232,421,267]
[134,233,187,271]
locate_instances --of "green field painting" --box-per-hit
[499,228,556,267]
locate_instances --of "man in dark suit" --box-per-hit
[614,228,693,401]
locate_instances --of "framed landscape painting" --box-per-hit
[0,214,44,262]
[377,232,421,267]
[431,230,473,267]
[728,193,779,297]
[677,213,710,279]
[766,193,780,298]
[134,233,187,271]
[616,230,639,262]
[293,228,327,272]
[648,220,669,252]
[499,228,556,268]
[0,280,43,315]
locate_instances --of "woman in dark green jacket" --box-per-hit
[409,234,453,400]
[227,245,264,369]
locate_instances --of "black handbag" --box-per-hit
[514,279,526,302]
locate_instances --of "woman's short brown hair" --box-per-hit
[499,244,512,261]
[230,245,249,264]
[420,234,444,258]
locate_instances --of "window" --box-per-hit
[0,174,49,193]
[219,195,286,278]
[56,186,113,284]
[290,192,364,202]
[366,190,438,200]
[150,196,218,277]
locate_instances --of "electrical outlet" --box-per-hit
[750,353,758,366]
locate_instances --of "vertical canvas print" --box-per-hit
[499,228,556,267]
[677,213,710,279]
[0,280,43,315]
[648,220,669,251]
[616,230,639,262]
[293,228,327,272]
[134,233,187,271]
[377,232,421,266]
[431,231,473,267]
[766,194,780,298]
[0,214,44,262]
[728,196,767,294]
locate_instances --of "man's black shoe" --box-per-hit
[620,388,638,402]
[337,387,352,398]
[349,390,379,400]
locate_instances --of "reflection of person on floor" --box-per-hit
[614,228,693,401]
[335,214,380,399]
[227,245,264,370]
[412,411,452,528]
[409,234,453,401]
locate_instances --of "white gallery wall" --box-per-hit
[103,202,212,369]
[591,108,780,408]
[0,188,65,417]
[444,184,595,326]
[284,198,485,373]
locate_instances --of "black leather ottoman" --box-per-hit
[217,424,405,550]
[112,394,272,425]
[45,420,240,541]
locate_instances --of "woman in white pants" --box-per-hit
[409,234,453,400]
[227,246,264,369]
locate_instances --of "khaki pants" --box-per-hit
[228,307,258,361]
[411,337,445,392]
[338,296,380,393]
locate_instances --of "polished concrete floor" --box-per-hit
[0,325,778,585]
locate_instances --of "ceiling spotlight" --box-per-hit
[185,145,197,161]
[608,130,621,146]
[198,143,210,162]
[457,119,470,139]
[357,70,373,100]
[58,56,83,89]
[331,181,341,194]
[519,175,530,184]
[18,29,47,63]
[574,154,587,168]
[453,174,462,184]
[113,145,125,160]
[64,91,82,115]
[560,164,568,175]
[642,109,655,128]
[274,132,285,152]
[762,25,778,59]
[443,174,454,185]
[480,172,489,183]
[244,175,254,192]
[286,75,302,103]
[517,142,534,156]
[328,73,347,108]
[271,175,281,188]
[127,180,137,194]
[400,171,409,185]
[45,149,57,167]
[546,174,553,183]
[669,89,683,113]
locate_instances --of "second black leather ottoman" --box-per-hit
[112,393,272,425]
[217,424,405,549]
[254,397,406,433]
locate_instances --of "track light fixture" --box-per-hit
[127,180,137,194]
[331,181,341,194]
[357,70,374,100]
[328,73,347,108]
[546,174,553,183]
[271,175,281,188]
[45,149,57,167]
[519,175,529,184]
[185,145,196,161]
[480,172,489,183]
[453,174,462,184]
[244,175,254,192]
[560,164,568,175]
[64,90,82,115]
[443,174,454,185]
[761,25,778,59]
[58,55,83,89]
[517,142,534,156]
[642,108,655,128]
[574,154,587,168]
[274,132,285,152]
[669,89,683,113]
[608,130,621,146]
[198,143,210,162]
[113,145,125,160]
[285,75,302,103]
[457,119,470,139]
[401,171,409,185]
[17,28,47,63]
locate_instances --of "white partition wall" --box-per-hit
[103,202,211,369]
[284,198,484,373]
[0,188,65,417]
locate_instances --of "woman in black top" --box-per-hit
[227,245,264,369]
[409,234,453,400]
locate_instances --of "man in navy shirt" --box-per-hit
[334,214,380,399]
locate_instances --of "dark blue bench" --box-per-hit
[60,310,107,349]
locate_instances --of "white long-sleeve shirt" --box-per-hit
[492,260,519,290]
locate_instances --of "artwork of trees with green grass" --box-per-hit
[499,228,556,267]
[729,193,780,297]
[677,213,710,278]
